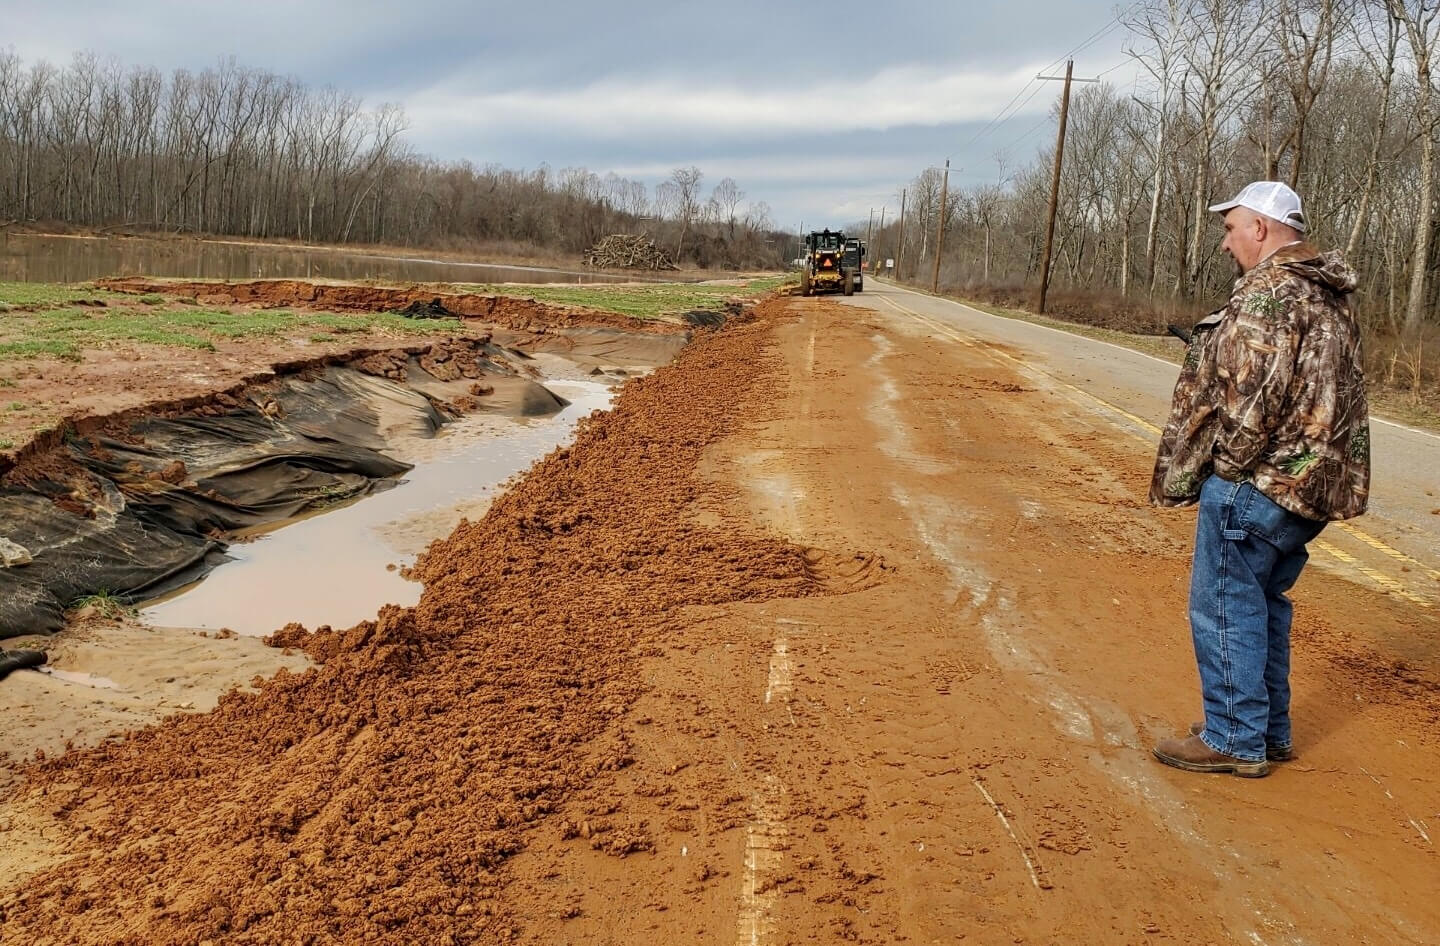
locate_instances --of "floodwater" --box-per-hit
[0,232,643,285]
[141,379,614,636]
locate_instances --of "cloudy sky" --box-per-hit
[2,0,1139,230]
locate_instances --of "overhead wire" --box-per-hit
[959,0,1146,160]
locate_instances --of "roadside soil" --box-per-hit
[0,280,686,461]
[2,296,1438,943]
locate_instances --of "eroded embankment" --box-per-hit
[98,277,699,335]
[0,298,818,944]
[0,336,564,637]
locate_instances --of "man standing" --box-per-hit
[1150,181,1370,778]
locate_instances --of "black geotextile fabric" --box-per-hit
[0,648,46,681]
[0,367,432,639]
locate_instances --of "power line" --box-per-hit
[1041,0,1148,73]
[961,80,1049,153]
[958,2,1142,158]
[1000,112,1058,156]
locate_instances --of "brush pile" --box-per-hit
[583,234,678,270]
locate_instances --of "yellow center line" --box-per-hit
[879,295,1159,444]
[1314,540,1432,607]
[1333,521,1440,583]
[872,292,1437,606]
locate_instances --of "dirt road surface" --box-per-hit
[3,289,1438,944]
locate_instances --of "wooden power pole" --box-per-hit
[931,158,950,294]
[896,188,906,278]
[876,206,885,275]
[1037,60,1097,314]
[1038,61,1074,314]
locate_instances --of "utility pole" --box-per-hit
[876,206,885,276]
[931,158,950,294]
[897,188,906,279]
[1037,60,1098,314]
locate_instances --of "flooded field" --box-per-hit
[0,232,644,285]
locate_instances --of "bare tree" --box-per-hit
[1385,0,1440,332]
[711,177,744,239]
[1346,3,1400,257]
[667,165,703,259]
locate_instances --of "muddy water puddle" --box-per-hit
[141,379,614,636]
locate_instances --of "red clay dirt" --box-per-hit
[2,295,1438,944]
[97,278,693,334]
[1,279,686,465]
[0,298,841,943]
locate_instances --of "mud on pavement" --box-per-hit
[0,297,856,943]
[4,291,1439,945]
[495,296,1440,944]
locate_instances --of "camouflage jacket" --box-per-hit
[1150,242,1370,521]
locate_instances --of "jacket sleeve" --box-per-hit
[1211,283,1301,480]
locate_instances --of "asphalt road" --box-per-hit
[845,278,1440,609]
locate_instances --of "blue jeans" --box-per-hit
[1190,476,1327,762]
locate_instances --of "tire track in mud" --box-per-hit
[876,293,1438,608]
[850,296,1440,943]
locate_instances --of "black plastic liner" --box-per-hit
[0,356,563,639]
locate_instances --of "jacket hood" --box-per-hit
[1269,241,1358,294]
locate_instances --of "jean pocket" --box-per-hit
[1234,483,1321,550]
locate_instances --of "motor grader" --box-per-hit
[799,229,859,296]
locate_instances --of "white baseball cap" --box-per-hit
[1208,181,1307,233]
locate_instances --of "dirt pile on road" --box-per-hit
[0,299,818,944]
[98,278,691,334]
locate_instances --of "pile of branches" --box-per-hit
[583,234,678,270]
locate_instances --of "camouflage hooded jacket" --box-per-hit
[1150,242,1370,521]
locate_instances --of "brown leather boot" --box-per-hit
[1188,721,1293,762]
[1153,734,1270,778]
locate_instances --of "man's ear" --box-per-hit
[1253,215,1269,243]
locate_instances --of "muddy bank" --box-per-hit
[0,336,562,638]
[0,280,695,464]
[0,297,823,944]
[99,277,697,334]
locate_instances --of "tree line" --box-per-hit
[880,0,1440,361]
[0,51,784,269]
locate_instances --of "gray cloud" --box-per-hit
[2,0,1135,227]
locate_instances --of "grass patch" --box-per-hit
[0,303,463,362]
[0,281,124,307]
[67,590,136,620]
[0,338,81,360]
[309,332,337,343]
[0,436,13,450]
[8,401,25,411]
[138,294,166,305]
[449,275,789,320]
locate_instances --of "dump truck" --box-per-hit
[799,229,859,296]
[843,237,866,293]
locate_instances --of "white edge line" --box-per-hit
[879,279,1440,444]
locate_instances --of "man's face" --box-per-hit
[1220,208,1265,273]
